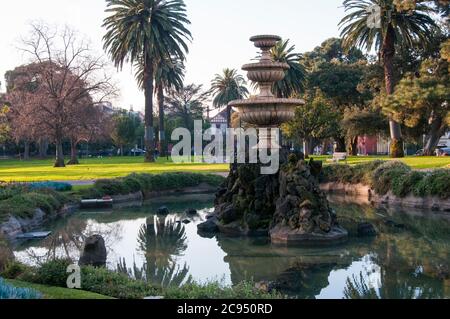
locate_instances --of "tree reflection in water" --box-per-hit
[118,216,192,288]
[20,218,123,265]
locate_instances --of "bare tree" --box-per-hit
[18,23,117,167]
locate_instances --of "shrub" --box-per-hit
[0,278,41,299]
[392,171,425,198]
[35,259,72,287]
[0,261,29,280]
[163,281,283,299]
[0,236,14,273]
[370,161,411,195]
[413,170,450,199]
[321,161,386,185]
[81,173,226,199]
[81,266,157,299]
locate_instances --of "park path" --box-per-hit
[62,172,230,186]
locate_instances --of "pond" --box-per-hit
[13,194,450,299]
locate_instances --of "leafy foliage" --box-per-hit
[163,280,283,299]
[322,160,450,199]
[82,172,225,198]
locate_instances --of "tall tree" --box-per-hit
[155,58,184,157]
[283,91,340,157]
[382,57,450,155]
[110,112,141,156]
[103,0,192,162]
[209,68,249,128]
[17,24,116,167]
[339,0,437,157]
[165,84,207,131]
[269,39,306,98]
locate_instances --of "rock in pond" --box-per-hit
[185,208,198,215]
[357,223,377,237]
[197,217,219,234]
[182,219,191,224]
[79,235,107,268]
[156,206,170,215]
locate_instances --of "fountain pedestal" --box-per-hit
[200,35,347,245]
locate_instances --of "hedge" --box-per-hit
[321,161,450,199]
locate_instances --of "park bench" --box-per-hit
[328,152,348,163]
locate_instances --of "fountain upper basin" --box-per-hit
[229,97,305,126]
[243,62,289,83]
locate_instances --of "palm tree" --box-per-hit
[269,39,306,98]
[339,0,436,158]
[103,0,192,162]
[209,69,249,128]
[136,56,185,157]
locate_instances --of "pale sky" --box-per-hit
[0,0,346,111]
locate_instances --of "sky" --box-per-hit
[0,0,346,112]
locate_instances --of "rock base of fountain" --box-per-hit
[270,156,348,245]
[213,162,280,237]
[202,153,348,245]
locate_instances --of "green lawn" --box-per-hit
[313,155,450,170]
[0,157,229,182]
[6,279,114,299]
[0,156,448,182]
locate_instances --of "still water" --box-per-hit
[13,194,450,299]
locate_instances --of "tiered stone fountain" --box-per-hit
[200,35,347,245]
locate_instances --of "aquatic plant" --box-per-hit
[0,278,41,299]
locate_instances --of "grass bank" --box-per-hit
[1,259,282,300]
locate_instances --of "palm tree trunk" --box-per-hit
[144,54,155,163]
[226,105,232,129]
[383,26,404,158]
[157,85,166,157]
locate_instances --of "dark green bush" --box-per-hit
[35,259,72,287]
[320,160,449,199]
[392,171,425,198]
[81,266,158,299]
[81,173,225,199]
[1,260,30,280]
[370,161,411,195]
[163,281,282,299]
[413,170,450,199]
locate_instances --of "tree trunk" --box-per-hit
[424,116,445,156]
[54,136,65,167]
[39,139,49,159]
[382,25,404,158]
[226,105,232,129]
[67,139,79,165]
[144,53,155,163]
[334,136,346,153]
[23,141,30,161]
[157,84,166,157]
[348,137,358,156]
[303,138,314,158]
